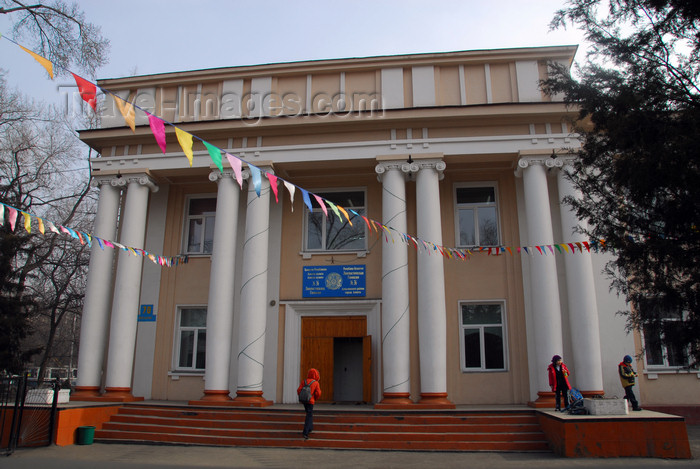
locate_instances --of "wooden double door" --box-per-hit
[300,316,371,403]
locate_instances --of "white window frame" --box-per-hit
[453,182,501,247]
[172,305,207,373]
[302,188,368,254]
[458,300,508,372]
[182,195,217,255]
[642,311,694,371]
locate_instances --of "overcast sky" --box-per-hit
[1,0,587,105]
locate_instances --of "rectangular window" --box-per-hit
[304,190,367,252]
[455,185,500,247]
[643,310,689,368]
[184,197,216,254]
[175,307,207,371]
[459,302,507,371]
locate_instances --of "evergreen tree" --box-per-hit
[543,0,700,366]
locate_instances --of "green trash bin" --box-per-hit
[76,426,95,445]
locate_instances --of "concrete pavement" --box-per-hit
[2,425,698,469]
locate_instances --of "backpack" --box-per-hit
[299,379,315,404]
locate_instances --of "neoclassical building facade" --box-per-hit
[70,46,698,412]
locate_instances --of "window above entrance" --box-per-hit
[303,189,367,253]
[454,184,500,247]
[183,196,216,255]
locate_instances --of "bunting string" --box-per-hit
[2,34,620,266]
[0,202,188,267]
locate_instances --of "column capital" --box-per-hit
[553,155,578,170]
[115,173,159,193]
[415,159,446,181]
[90,175,124,189]
[208,168,251,183]
[375,161,418,182]
[515,154,560,177]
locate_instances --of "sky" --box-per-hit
[0,0,588,106]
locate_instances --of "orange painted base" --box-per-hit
[189,389,234,406]
[528,391,555,408]
[70,386,102,400]
[70,387,144,402]
[230,390,273,407]
[537,411,691,458]
[374,392,414,409]
[1,404,122,446]
[415,392,455,409]
[100,387,144,402]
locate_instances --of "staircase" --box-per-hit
[94,404,550,452]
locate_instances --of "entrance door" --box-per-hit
[300,316,371,403]
[333,337,363,402]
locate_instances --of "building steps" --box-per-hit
[95,404,551,452]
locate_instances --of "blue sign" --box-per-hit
[138,304,156,322]
[303,265,366,298]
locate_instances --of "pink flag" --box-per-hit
[8,207,18,231]
[72,73,97,110]
[267,173,279,202]
[313,194,328,217]
[225,153,243,188]
[148,114,167,153]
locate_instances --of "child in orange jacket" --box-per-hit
[547,355,571,411]
[297,368,322,439]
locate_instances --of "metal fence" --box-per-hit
[1,373,61,455]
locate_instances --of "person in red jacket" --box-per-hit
[297,368,322,439]
[547,355,571,411]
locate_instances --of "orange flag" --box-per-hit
[114,96,136,131]
[19,45,54,79]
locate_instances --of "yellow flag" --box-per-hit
[337,205,353,226]
[19,45,54,79]
[22,212,31,233]
[175,127,194,166]
[114,96,136,131]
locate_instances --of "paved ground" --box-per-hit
[3,425,698,469]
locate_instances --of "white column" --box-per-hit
[556,159,604,394]
[73,176,122,399]
[375,160,416,406]
[195,170,246,403]
[415,159,453,407]
[233,166,273,406]
[517,156,564,400]
[103,174,158,400]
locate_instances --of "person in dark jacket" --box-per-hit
[297,368,322,439]
[547,355,571,411]
[619,355,642,411]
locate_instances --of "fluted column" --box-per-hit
[375,160,416,407]
[103,174,158,401]
[72,176,122,400]
[516,156,564,406]
[191,169,248,405]
[415,158,454,408]
[556,157,604,396]
[232,165,273,406]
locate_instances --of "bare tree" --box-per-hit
[0,1,107,377]
[0,0,109,77]
[0,72,97,377]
